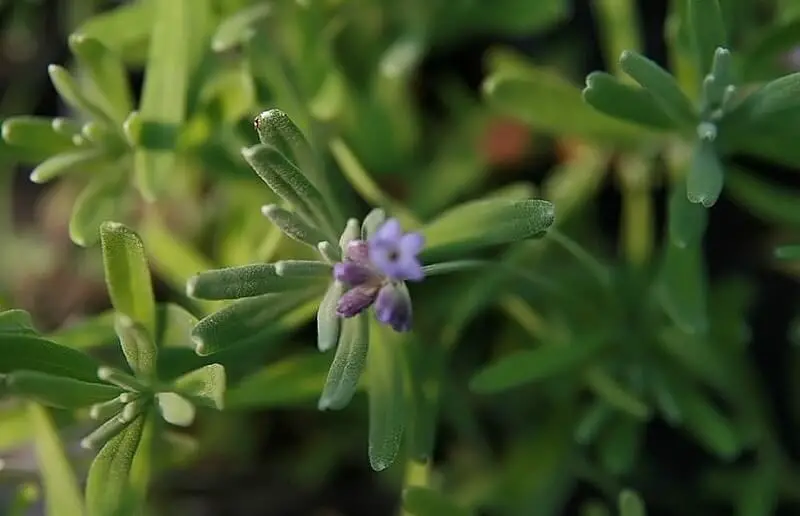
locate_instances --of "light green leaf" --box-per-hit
[261,204,331,249]
[156,392,195,427]
[81,412,130,451]
[403,486,473,516]
[618,490,647,516]
[191,290,318,355]
[173,363,226,410]
[8,371,121,409]
[47,65,113,124]
[0,334,101,382]
[75,0,153,56]
[114,315,157,378]
[686,139,725,208]
[618,50,697,129]
[1,116,77,157]
[317,282,344,352]
[687,0,727,75]
[366,321,406,471]
[274,260,331,278]
[470,338,606,394]
[155,303,198,349]
[85,414,146,516]
[69,171,127,247]
[420,199,555,261]
[100,222,155,339]
[186,263,323,300]
[656,240,708,334]
[211,3,272,52]
[27,403,85,516]
[29,148,107,184]
[68,35,133,123]
[0,309,36,334]
[582,71,675,130]
[318,314,370,411]
[362,208,387,240]
[135,0,192,201]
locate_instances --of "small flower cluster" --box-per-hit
[333,218,425,332]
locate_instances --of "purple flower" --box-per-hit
[368,218,425,282]
[336,285,380,317]
[375,283,412,332]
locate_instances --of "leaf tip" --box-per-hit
[261,204,278,218]
[191,334,208,356]
[97,366,114,382]
[185,276,199,298]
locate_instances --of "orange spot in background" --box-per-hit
[480,118,533,167]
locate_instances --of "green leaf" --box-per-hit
[420,199,555,261]
[69,171,127,247]
[582,71,676,130]
[0,309,36,334]
[470,338,606,394]
[225,353,335,409]
[47,65,113,124]
[317,282,344,352]
[114,315,157,378]
[211,3,272,52]
[598,415,641,475]
[85,414,146,516]
[656,240,708,334]
[81,412,130,451]
[618,490,647,516]
[173,363,225,410]
[7,372,121,409]
[100,222,156,338]
[75,0,153,56]
[186,263,323,300]
[726,168,800,227]
[776,245,800,260]
[362,208,387,239]
[574,401,613,445]
[0,334,101,382]
[155,392,195,427]
[686,138,725,207]
[618,50,697,128]
[274,260,331,278]
[673,384,740,459]
[1,116,76,157]
[68,35,133,123]
[483,66,645,144]
[740,19,800,81]
[403,486,473,516]
[318,314,370,411]
[135,0,192,201]
[367,321,406,472]
[260,204,331,249]
[687,0,727,75]
[155,303,198,349]
[191,290,318,355]
[27,403,85,516]
[446,0,568,37]
[29,148,107,184]
[667,180,708,248]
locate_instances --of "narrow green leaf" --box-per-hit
[81,413,129,451]
[471,338,606,394]
[656,240,708,334]
[186,263,322,300]
[155,303,198,349]
[85,414,146,516]
[8,371,121,409]
[726,168,800,226]
[173,363,225,409]
[1,116,76,156]
[114,315,157,378]
[403,487,473,516]
[260,204,330,248]
[68,34,133,123]
[618,490,647,516]
[598,415,641,475]
[211,3,272,52]
[686,139,725,207]
[736,465,778,516]
[420,199,555,261]
[69,171,127,247]
[687,0,727,75]
[75,0,153,56]
[100,222,156,337]
[47,65,112,123]
[574,401,613,445]
[619,50,697,128]
[668,180,708,248]
[585,369,651,419]
[135,0,191,200]
[97,367,149,393]
[367,321,406,471]
[90,395,127,421]
[318,314,369,410]
[156,392,195,427]
[29,148,107,184]
[362,208,387,239]
[582,71,675,130]
[27,403,85,516]
[191,290,319,355]
[317,282,344,352]
[0,309,36,334]
[673,384,740,459]
[0,334,101,382]
[274,260,331,278]
[776,245,800,260]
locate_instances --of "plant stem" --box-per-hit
[618,155,653,268]
[591,0,643,77]
[548,229,612,288]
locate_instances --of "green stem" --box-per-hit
[548,230,613,287]
[618,156,653,268]
[591,0,643,77]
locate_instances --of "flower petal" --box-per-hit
[400,232,425,255]
[336,285,379,317]
[374,283,412,332]
[333,262,375,286]
[372,218,402,242]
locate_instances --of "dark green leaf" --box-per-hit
[367,321,406,471]
[741,19,800,81]
[274,260,331,278]
[618,490,647,516]
[687,0,727,75]
[574,401,613,445]
[85,414,146,516]
[776,245,800,260]
[656,240,708,334]
[173,363,225,409]
[114,315,157,378]
[100,222,156,337]
[420,199,555,261]
[186,263,323,300]
[403,486,473,516]
[0,334,101,382]
[29,148,107,184]
[7,371,121,409]
[69,171,127,247]
[668,179,708,248]
[726,168,800,226]
[618,50,697,128]
[318,314,369,411]
[598,415,641,475]
[686,139,725,208]
[0,309,37,334]
[68,35,132,123]
[470,339,606,394]
[673,383,740,459]
[582,71,675,130]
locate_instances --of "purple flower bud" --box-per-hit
[336,285,379,318]
[374,282,412,332]
[333,262,375,286]
[368,218,425,282]
[345,240,370,264]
